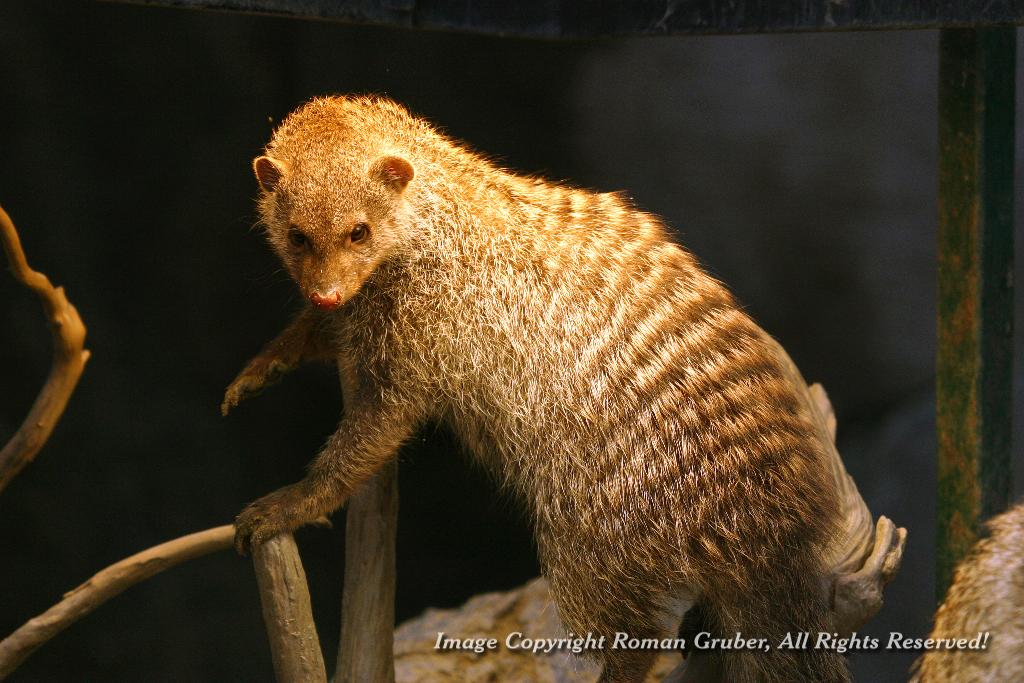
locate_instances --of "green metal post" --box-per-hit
[937,28,1015,599]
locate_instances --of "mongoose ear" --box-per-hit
[370,155,414,192]
[253,156,287,193]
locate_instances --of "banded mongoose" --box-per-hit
[912,501,1024,682]
[224,95,848,683]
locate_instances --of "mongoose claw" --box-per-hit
[233,483,309,555]
[221,374,261,416]
[221,357,289,416]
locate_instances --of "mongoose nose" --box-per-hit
[309,290,342,310]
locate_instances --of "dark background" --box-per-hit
[1,2,1022,681]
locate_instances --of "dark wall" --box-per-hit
[0,2,1021,681]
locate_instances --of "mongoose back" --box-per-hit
[225,95,847,683]
[912,502,1024,682]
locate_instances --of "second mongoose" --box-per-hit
[912,501,1024,683]
[224,95,848,683]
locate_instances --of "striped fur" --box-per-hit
[230,95,848,683]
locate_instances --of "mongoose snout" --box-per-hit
[309,290,342,309]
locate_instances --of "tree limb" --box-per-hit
[333,461,398,683]
[253,533,327,683]
[768,339,906,633]
[0,525,234,679]
[0,204,90,493]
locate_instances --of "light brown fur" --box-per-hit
[225,95,848,683]
[912,502,1024,683]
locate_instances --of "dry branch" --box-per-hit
[253,533,327,683]
[0,525,234,679]
[769,339,906,631]
[0,204,90,493]
[334,460,398,683]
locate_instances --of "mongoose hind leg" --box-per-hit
[597,649,656,683]
[661,652,720,683]
[707,577,850,683]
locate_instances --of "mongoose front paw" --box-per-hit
[221,357,289,416]
[233,485,308,555]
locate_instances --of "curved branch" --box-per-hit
[769,339,906,632]
[0,204,90,493]
[253,533,327,683]
[0,525,234,679]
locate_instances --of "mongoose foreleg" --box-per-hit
[221,307,333,415]
[233,379,421,554]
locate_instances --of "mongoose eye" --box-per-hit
[287,226,308,249]
[351,222,370,243]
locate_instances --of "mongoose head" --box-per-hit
[251,103,416,310]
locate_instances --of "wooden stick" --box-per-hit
[252,533,327,683]
[769,339,906,632]
[0,204,90,493]
[0,525,234,679]
[333,461,398,683]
